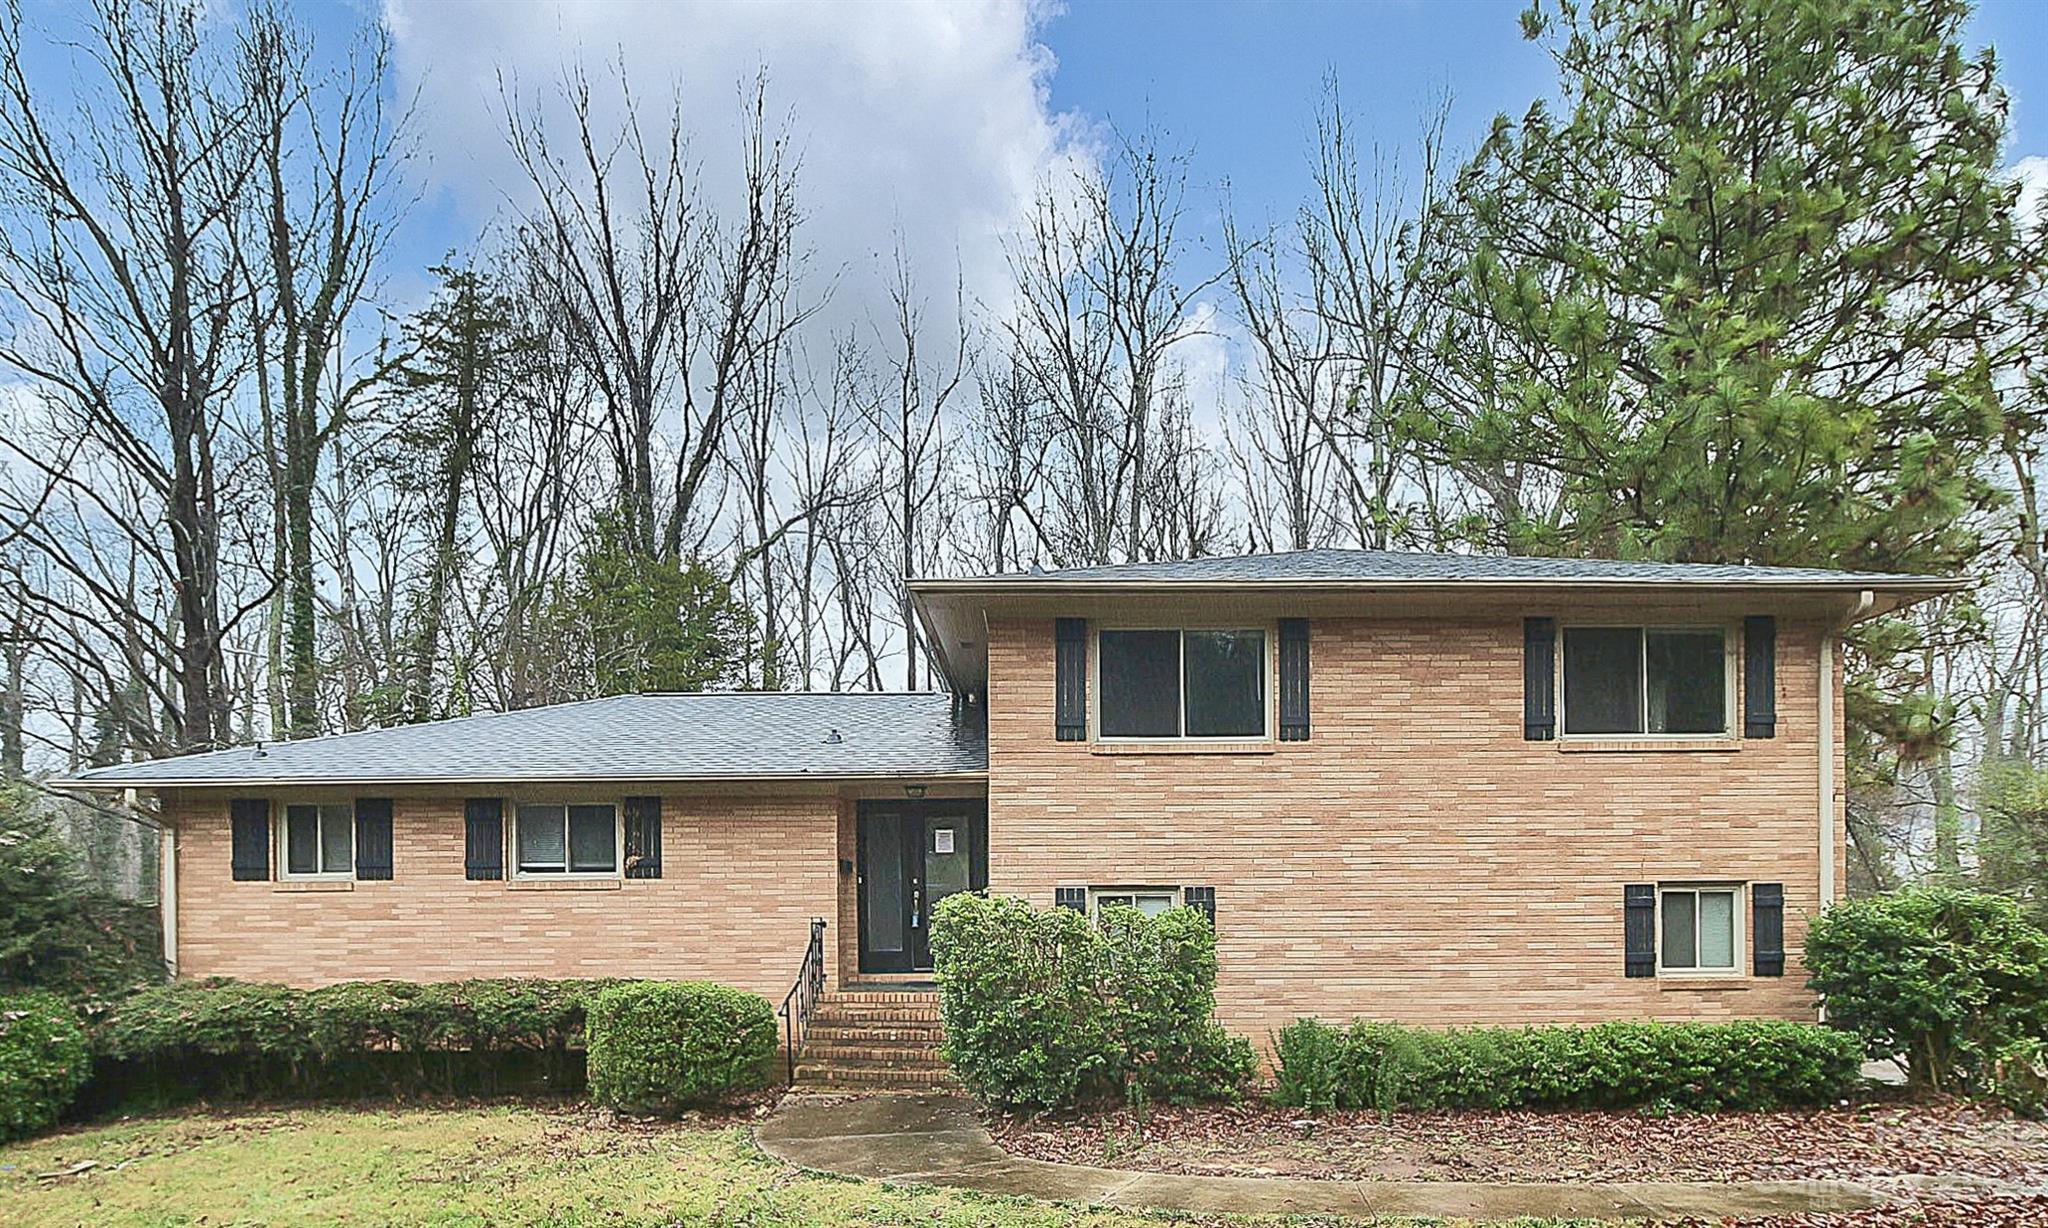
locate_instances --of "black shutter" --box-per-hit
[1184,885,1217,926]
[1752,882,1785,976]
[1624,883,1657,978]
[1054,886,1086,912]
[1278,619,1310,741]
[1744,615,1778,739]
[624,795,663,879]
[354,798,394,881]
[1524,617,1557,740]
[1055,618,1087,741]
[230,798,270,881]
[464,798,504,881]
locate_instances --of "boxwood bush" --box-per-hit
[585,981,776,1113]
[930,893,1257,1112]
[1806,885,2048,1109]
[1271,1017,1861,1113]
[1,990,91,1140]
[89,977,616,1105]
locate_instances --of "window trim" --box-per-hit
[510,799,625,880]
[1091,623,1276,743]
[1656,882,1745,978]
[1086,885,1184,920]
[1557,622,1737,741]
[277,800,355,882]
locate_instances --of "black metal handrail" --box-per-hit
[778,918,828,1084]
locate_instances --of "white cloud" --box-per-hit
[2010,154,2048,231]
[381,0,1089,335]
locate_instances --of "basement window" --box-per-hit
[1088,886,1182,919]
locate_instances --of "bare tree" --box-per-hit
[242,4,410,737]
[0,0,271,752]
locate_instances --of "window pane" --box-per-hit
[1647,631,1726,734]
[319,803,353,874]
[862,818,905,955]
[1564,627,1644,734]
[1096,894,1134,911]
[517,804,566,871]
[568,804,616,873]
[1661,891,1698,969]
[1184,630,1265,737]
[1135,893,1176,917]
[1100,630,1181,737]
[1699,891,1736,968]
[285,805,319,875]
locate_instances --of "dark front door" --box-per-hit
[857,800,988,974]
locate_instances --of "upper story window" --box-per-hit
[282,802,353,878]
[1099,628,1267,739]
[515,802,619,876]
[1562,626,1728,736]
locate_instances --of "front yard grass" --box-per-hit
[0,1102,1589,1228]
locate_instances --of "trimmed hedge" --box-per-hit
[585,982,776,1113]
[1271,1018,1861,1113]
[931,893,1257,1112]
[89,977,618,1105]
[1,990,91,1140]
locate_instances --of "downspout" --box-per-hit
[144,788,178,980]
[1817,590,1873,946]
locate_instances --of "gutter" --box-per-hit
[905,576,1967,597]
[52,768,993,792]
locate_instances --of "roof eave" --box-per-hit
[53,767,991,792]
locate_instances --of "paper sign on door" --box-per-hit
[934,828,955,854]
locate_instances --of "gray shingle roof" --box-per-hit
[923,548,1957,588]
[64,692,986,788]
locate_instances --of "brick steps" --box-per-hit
[793,988,951,1091]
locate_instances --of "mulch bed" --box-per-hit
[988,1098,2048,1224]
[989,1098,2048,1184]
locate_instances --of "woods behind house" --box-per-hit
[0,0,2045,895]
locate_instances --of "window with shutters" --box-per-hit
[1096,627,1269,740]
[1560,625,1732,737]
[279,802,354,879]
[1087,886,1182,919]
[513,802,620,876]
[1658,883,1743,975]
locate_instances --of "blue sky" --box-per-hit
[29,0,2048,343]
[1037,0,2048,253]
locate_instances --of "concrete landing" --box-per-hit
[754,1092,1892,1222]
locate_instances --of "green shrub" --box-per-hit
[1806,885,2048,1107]
[1,990,91,1140]
[0,787,163,1003]
[1269,1017,1860,1113]
[930,893,1256,1112]
[88,977,618,1105]
[585,982,776,1113]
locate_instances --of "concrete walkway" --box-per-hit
[755,1093,1891,1222]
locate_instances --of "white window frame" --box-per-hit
[277,800,355,881]
[1656,882,1745,977]
[1092,624,1275,742]
[1557,623,1737,740]
[1087,885,1184,920]
[511,800,624,880]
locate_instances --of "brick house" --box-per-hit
[65,549,1957,1080]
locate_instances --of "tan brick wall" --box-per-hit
[986,613,1846,1039]
[165,792,842,1003]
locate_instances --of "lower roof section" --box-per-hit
[61,692,988,790]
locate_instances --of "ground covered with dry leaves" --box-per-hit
[991,1096,2048,1225]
